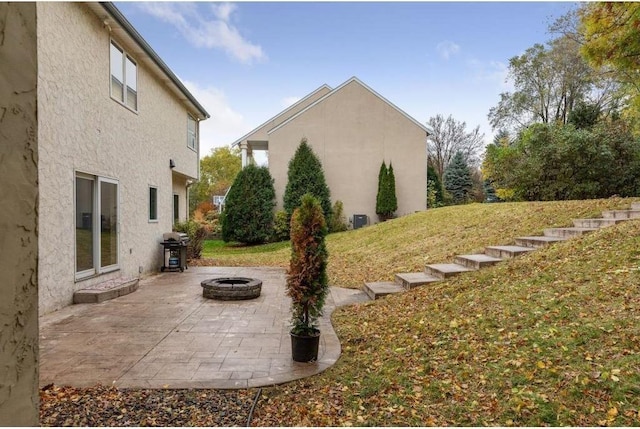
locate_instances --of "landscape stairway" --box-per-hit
[362,202,640,300]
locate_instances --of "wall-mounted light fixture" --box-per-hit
[169,159,176,169]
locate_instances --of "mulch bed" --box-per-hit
[40,384,258,427]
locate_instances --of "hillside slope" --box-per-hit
[253,214,640,426]
[203,197,636,288]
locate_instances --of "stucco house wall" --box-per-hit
[37,2,207,314]
[267,78,428,224]
[0,3,39,424]
[234,85,332,147]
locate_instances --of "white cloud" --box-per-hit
[436,40,460,60]
[212,3,236,22]
[138,3,265,65]
[183,80,248,155]
[281,96,301,108]
[467,59,514,92]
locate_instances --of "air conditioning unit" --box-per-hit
[353,214,368,230]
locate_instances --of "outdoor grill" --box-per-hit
[160,232,189,272]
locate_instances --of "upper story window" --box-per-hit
[110,40,137,111]
[187,114,197,151]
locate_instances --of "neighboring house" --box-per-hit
[37,3,209,314]
[232,77,428,225]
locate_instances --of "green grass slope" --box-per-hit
[253,215,640,426]
[202,198,636,289]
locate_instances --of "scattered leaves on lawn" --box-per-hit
[249,203,640,426]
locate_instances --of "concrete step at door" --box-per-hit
[602,209,640,219]
[573,218,627,228]
[395,272,440,290]
[543,227,598,238]
[453,254,503,270]
[425,263,473,279]
[515,236,567,248]
[485,245,535,259]
[362,282,404,300]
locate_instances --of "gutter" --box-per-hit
[99,2,210,120]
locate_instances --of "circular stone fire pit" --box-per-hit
[201,277,262,301]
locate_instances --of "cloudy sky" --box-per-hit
[115,1,575,157]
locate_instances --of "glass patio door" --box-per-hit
[99,178,118,270]
[75,174,119,279]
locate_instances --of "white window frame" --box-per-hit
[110,39,138,112]
[187,114,197,151]
[149,186,158,222]
[75,172,120,280]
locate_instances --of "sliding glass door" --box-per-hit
[75,173,119,279]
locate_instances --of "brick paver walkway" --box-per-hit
[39,267,368,389]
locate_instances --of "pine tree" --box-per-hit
[284,139,332,225]
[443,151,473,204]
[221,164,275,244]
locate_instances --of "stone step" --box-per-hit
[425,263,473,279]
[453,254,503,270]
[573,218,627,228]
[602,209,640,219]
[632,202,640,210]
[73,278,139,304]
[543,227,598,238]
[395,272,440,290]
[485,245,535,259]
[515,236,567,248]
[362,282,404,300]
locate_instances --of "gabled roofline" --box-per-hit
[231,84,333,147]
[98,2,210,120]
[268,76,429,135]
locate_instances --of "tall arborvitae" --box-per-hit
[286,194,329,336]
[427,164,444,207]
[376,161,397,220]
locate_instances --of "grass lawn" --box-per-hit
[248,197,640,426]
[201,197,637,288]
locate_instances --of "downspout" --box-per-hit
[186,180,194,221]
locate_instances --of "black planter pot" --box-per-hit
[290,330,320,362]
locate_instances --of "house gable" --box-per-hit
[268,77,429,136]
[266,76,428,225]
[232,84,333,147]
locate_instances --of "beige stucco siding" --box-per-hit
[238,85,332,145]
[268,80,427,224]
[37,3,199,314]
[0,3,39,424]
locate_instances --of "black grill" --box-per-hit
[160,232,189,272]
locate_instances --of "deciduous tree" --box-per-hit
[427,114,485,179]
[189,146,241,214]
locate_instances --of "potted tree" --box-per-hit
[286,193,329,362]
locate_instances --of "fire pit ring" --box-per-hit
[201,277,262,300]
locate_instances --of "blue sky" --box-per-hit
[115,1,576,158]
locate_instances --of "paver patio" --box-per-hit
[39,267,368,389]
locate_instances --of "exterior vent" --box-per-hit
[353,214,368,230]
